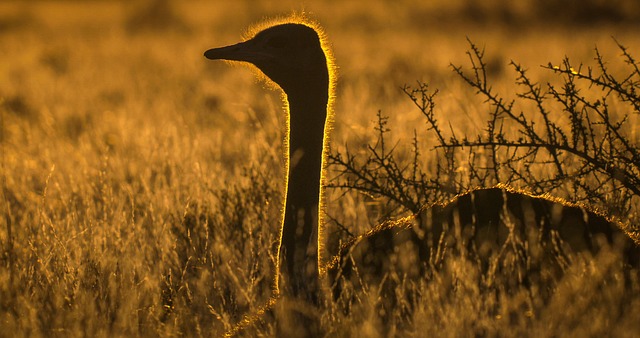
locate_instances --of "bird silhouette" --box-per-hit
[206,22,331,305]
[204,18,639,335]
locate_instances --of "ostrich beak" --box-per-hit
[204,40,269,63]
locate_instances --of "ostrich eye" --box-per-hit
[266,35,288,48]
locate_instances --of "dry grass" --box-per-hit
[1,1,639,337]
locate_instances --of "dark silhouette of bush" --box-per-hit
[330,39,640,238]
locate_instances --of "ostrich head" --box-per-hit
[204,23,329,98]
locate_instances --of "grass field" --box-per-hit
[1,1,640,337]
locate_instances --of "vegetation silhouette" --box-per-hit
[203,16,640,335]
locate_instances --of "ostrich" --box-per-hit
[204,18,639,333]
[205,21,332,305]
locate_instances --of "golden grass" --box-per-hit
[1,1,639,336]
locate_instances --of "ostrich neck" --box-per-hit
[279,88,329,302]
